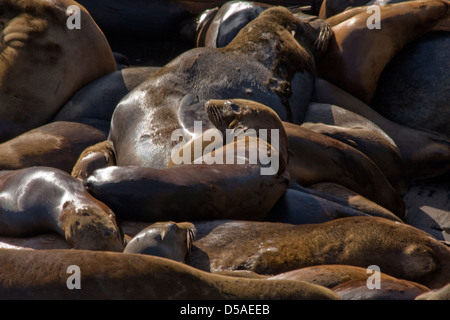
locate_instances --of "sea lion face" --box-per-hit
[205,99,283,135]
[60,201,124,252]
[124,222,196,263]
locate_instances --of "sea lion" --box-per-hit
[76,6,323,172]
[318,0,370,19]
[0,249,340,300]
[265,187,371,225]
[84,98,290,222]
[196,2,333,62]
[317,0,450,104]
[54,67,159,136]
[188,217,450,289]
[269,264,430,300]
[0,0,117,143]
[196,1,273,48]
[123,221,196,264]
[300,119,407,195]
[0,122,106,173]
[306,183,402,221]
[282,122,406,219]
[0,234,70,251]
[311,78,450,179]
[371,31,450,139]
[416,283,450,300]
[331,277,430,300]
[0,167,124,251]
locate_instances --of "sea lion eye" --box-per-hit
[230,103,240,112]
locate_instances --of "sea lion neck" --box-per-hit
[223,7,315,74]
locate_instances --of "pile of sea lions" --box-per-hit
[0,0,449,300]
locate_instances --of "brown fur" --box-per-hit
[308,182,402,222]
[301,119,407,195]
[0,122,106,173]
[188,217,450,289]
[317,0,450,103]
[269,264,430,300]
[0,0,116,142]
[283,122,405,219]
[311,78,450,179]
[84,99,291,222]
[123,221,197,263]
[0,167,124,252]
[0,249,340,300]
[71,140,116,181]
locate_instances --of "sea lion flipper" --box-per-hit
[71,140,116,181]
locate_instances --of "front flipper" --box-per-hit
[71,140,116,181]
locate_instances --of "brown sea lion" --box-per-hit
[332,277,430,300]
[318,0,370,19]
[196,1,333,62]
[0,0,117,143]
[0,122,106,173]
[74,6,324,174]
[307,182,402,221]
[265,187,372,225]
[311,78,450,179]
[84,98,290,222]
[0,167,124,251]
[54,67,159,136]
[188,217,450,289]
[123,221,196,263]
[269,264,430,300]
[300,118,407,195]
[0,249,341,300]
[317,0,450,104]
[371,31,450,139]
[282,122,406,219]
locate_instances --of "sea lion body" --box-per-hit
[317,0,450,104]
[105,7,317,170]
[0,249,340,300]
[371,31,450,138]
[282,122,405,218]
[0,122,106,173]
[188,217,450,289]
[311,78,450,179]
[85,99,290,222]
[269,264,430,300]
[0,0,117,142]
[0,167,123,251]
[54,67,159,136]
[300,118,407,195]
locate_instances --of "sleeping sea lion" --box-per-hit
[0,167,124,251]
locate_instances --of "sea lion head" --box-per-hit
[124,222,197,263]
[256,6,333,60]
[60,200,124,252]
[204,98,290,173]
[204,98,287,144]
